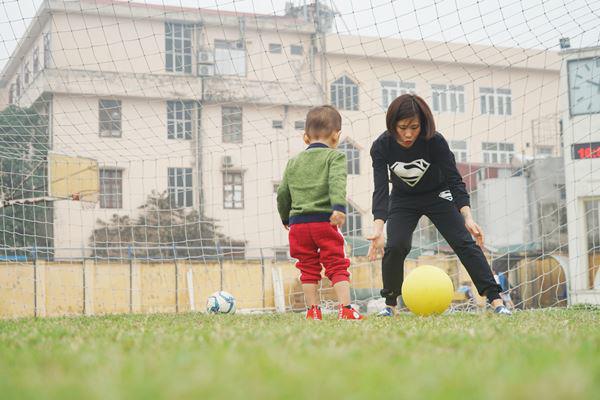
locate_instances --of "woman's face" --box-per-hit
[395,117,421,148]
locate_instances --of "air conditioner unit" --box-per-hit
[222,155,233,168]
[197,64,215,77]
[197,50,215,64]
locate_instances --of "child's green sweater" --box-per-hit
[277,143,347,225]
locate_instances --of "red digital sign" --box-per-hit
[572,142,600,160]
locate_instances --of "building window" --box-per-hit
[432,84,464,113]
[99,99,122,137]
[222,106,242,143]
[32,47,39,74]
[482,142,514,164]
[584,199,600,288]
[43,32,51,68]
[99,168,123,209]
[8,84,14,104]
[535,145,554,158]
[214,39,246,76]
[290,44,303,55]
[449,140,468,162]
[165,23,192,74]
[272,120,283,129]
[168,167,193,208]
[331,75,359,111]
[223,171,244,209]
[343,203,362,237]
[269,43,282,53]
[23,62,30,85]
[339,140,360,175]
[480,87,512,115]
[167,100,194,140]
[15,75,20,98]
[294,120,305,130]
[274,248,288,261]
[381,81,416,109]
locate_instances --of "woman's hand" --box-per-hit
[367,219,386,261]
[461,206,484,248]
[464,218,484,248]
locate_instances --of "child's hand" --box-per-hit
[330,211,346,227]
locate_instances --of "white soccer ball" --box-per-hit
[206,291,236,314]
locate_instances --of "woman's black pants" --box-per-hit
[381,190,502,307]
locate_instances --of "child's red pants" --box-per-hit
[289,222,350,285]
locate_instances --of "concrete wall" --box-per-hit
[0,258,388,319]
[1,251,571,319]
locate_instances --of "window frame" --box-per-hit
[165,22,193,74]
[583,198,600,288]
[482,141,515,164]
[331,75,359,111]
[168,167,194,208]
[480,87,512,116]
[290,44,303,55]
[8,84,14,104]
[269,43,282,54]
[23,62,30,85]
[449,140,468,162]
[214,39,246,77]
[380,80,416,109]
[222,105,243,143]
[342,202,363,237]
[167,100,194,140]
[99,99,122,138]
[43,32,51,69]
[223,171,244,209]
[99,168,123,209]
[432,84,465,113]
[32,47,40,75]
[339,140,360,175]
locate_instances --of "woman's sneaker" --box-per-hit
[306,305,322,320]
[494,305,512,315]
[377,306,396,317]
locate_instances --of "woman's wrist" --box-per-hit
[373,219,385,235]
[460,206,472,220]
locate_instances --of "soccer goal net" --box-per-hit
[1,0,599,317]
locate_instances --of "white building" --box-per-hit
[559,43,600,303]
[0,0,562,261]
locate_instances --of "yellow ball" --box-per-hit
[401,265,454,316]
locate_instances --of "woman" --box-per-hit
[367,94,511,316]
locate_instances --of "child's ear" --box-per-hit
[333,130,342,143]
[303,133,310,145]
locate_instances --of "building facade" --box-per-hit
[0,0,562,260]
[559,44,600,303]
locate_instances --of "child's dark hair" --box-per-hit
[305,105,342,139]
[385,94,436,140]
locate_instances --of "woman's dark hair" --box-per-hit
[385,94,436,140]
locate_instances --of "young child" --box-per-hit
[277,105,364,320]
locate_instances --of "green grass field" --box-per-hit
[1,308,599,400]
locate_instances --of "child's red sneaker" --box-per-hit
[306,305,322,320]
[338,304,365,320]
